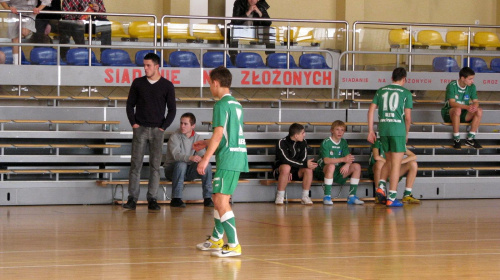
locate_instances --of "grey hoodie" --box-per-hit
[164,129,206,168]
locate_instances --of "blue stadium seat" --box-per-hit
[66,48,102,66]
[432,57,460,72]
[101,49,136,66]
[299,53,331,69]
[135,50,168,67]
[202,52,234,68]
[266,53,300,69]
[30,47,66,65]
[0,47,30,64]
[169,51,200,67]
[490,58,500,72]
[463,57,495,73]
[235,52,268,68]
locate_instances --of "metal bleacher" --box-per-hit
[0,11,499,205]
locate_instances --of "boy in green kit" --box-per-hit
[441,67,483,150]
[195,66,249,257]
[367,67,413,207]
[315,120,363,205]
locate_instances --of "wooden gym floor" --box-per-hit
[1,199,500,279]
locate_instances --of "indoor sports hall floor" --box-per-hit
[1,199,499,279]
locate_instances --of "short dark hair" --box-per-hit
[144,53,160,65]
[288,123,304,137]
[210,66,232,88]
[181,112,196,125]
[392,67,407,82]
[459,67,475,78]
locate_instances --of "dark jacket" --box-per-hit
[231,0,271,26]
[37,0,61,20]
[273,135,310,170]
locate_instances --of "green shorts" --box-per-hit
[314,166,348,185]
[380,136,406,153]
[441,108,469,123]
[213,169,241,195]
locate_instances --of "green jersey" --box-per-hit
[317,137,349,169]
[212,94,249,172]
[372,84,413,137]
[442,80,477,112]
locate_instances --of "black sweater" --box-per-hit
[273,135,310,170]
[126,76,176,130]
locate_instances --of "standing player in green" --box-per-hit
[195,66,249,257]
[315,120,363,205]
[367,67,412,207]
[441,67,483,150]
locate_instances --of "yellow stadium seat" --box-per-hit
[128,21,155,39]
[474,32,500,48]
[446,31,479,48]
[128,21,169,40]
[166,22,196,42]
[417,30,452,48]
[192,23,224,42]
[111,21,130,39]
[388,29,423,48]
[281,26,321,46]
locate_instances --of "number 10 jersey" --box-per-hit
[372,84,413,137]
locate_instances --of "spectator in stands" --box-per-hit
[369,139,420,204]
[231,0,271,26]
[164,112,213,208]
[195,66,248,257]
[314,120,363,205]
[229,0,273,61]
[0,0,50,64]
[441,67,483,150]
[124,53,176,211]
[273,123,317,205]
[33,0,61,44]
[367,67,412,207]
[0,50,5,64]
[59,0,111,61]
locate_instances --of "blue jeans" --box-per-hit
[164,161,213,199]
[128,126,164,202]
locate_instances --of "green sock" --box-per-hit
[211,210,224,240]
[349,184,358,197]
[221,211,238,245]
[388,191,397,201]
[349,178,360,197]
[403,188,412,197]
[378,180,386,191]
[467,132,475,140]
[454,134,460,141]
[324,184,332,196]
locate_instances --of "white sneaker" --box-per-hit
[275,196,284,205]
[323,195,333,205]
[301,196,313,205]
[196,236,223,251]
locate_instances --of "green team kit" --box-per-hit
[212,94,249,195]
[373,84,413,153]
[315,137,350,185]
[441,80,477,123]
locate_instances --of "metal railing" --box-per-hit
[351,21,500,71]
[336,49,500,99]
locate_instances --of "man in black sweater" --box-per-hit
[124,53,176,211]
[273,123,317,205]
